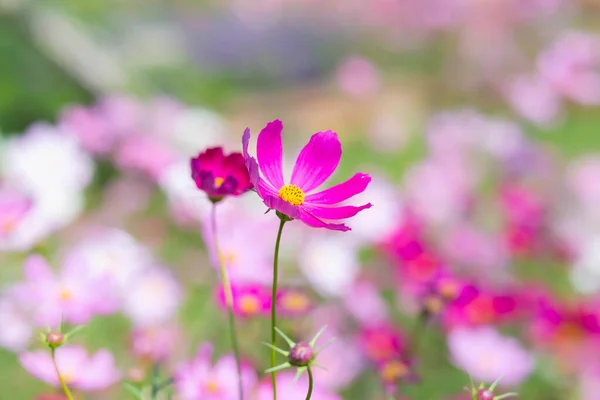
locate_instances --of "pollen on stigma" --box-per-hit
[278,184,305,206]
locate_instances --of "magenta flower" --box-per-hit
[19,345,120,391]
[175,343,257,400]
[243,120,372,231]
[191,147,252,202]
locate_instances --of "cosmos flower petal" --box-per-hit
[264,195,301,219]
[298,210,351,232]
[257,120,285,188]
[291,131,342,193]
[304,203,372,220]
[305,173,371,204]
[242,128,260,187]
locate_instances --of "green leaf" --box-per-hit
[123,382,144,399]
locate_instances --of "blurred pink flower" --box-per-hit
[201,207,274,285]
[441,224,508,272]
[131,323,181,362]
[404,158,474,226]
[122,267,182,328]
[59,105,113,155]
[255,372,342,400]
[346,173,403,246]
[19,345,120,391]
[243,120,372,231]
[359,324,406,364]
[538,31,600,105]
[448,326,535,386]
[276,289,313,317]
[335,56,381,97]
[343,280,388,326]
[114,136,180,181]
[190,147,252,201]
[0,288,34,352]
[311,334,364,391]
[567,156,600,221]
[0,187,32,239]
[175,343,257,400]
[13,255,117,326]
[504,74,561,126]
[216,283,271,318]
[62,228,153,297]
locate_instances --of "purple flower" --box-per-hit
[19,345,120,391]
[447,326,535,386]
[243,120,372,231]
[175,343,257,400]
[191,147,252,202]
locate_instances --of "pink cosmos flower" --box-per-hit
[255,372,342,400]
[114,136,180,181]
[122,267,182,328]
[448,326,535,386]
[359,324,406,364]
[13,255,117,327]
[0,187,32,239]
[59,105,113,155]
[216,283,271,318]
[191,147,252,201]
[504,74,561,126]
[200,201,274,285]
[131,323,181,362]
[276,289,313,317]
[0,288,34,352]
[335,56,381,97]
[175,343,257,400]
[538,31,600,105]
[242,120,372,231]
[19,345,120,391]
[343,280,389,326]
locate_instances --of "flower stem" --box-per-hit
[305,367,314,400]
[51,348,75,400]
[211,203,244,400]
[271,217,286,400]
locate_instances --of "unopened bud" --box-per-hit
[289,342,314,367]
[477,389,494,400]
[46,332,64,348]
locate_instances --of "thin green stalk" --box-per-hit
[51,348,75,400]
[212,203,244,400]
[271,217,286,400]
[305,367,314,400]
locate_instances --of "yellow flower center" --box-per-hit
[61,369,75,384]
[281,292,310,313]
[278,184,305,206]
[239,295,260,315]
[214,177,225,188]
[205,379,220,393]
[380,360,409,383]
[219,251,237,266]
[59,287,73,301]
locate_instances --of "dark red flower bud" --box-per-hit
[289,342,314,367]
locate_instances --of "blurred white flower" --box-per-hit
[62,228,154,295]
[171,108,229,156]
[298,234,359,297]
[122,267,182,328]
[570,234,600,294]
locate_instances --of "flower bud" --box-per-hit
[477,389,494,400]
[288,342,314,367]
[46,332,64,349]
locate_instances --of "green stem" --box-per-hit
[271,217,286,400]
[305,367,314,400]
[51,348,75,400]
[211,204,244,400]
